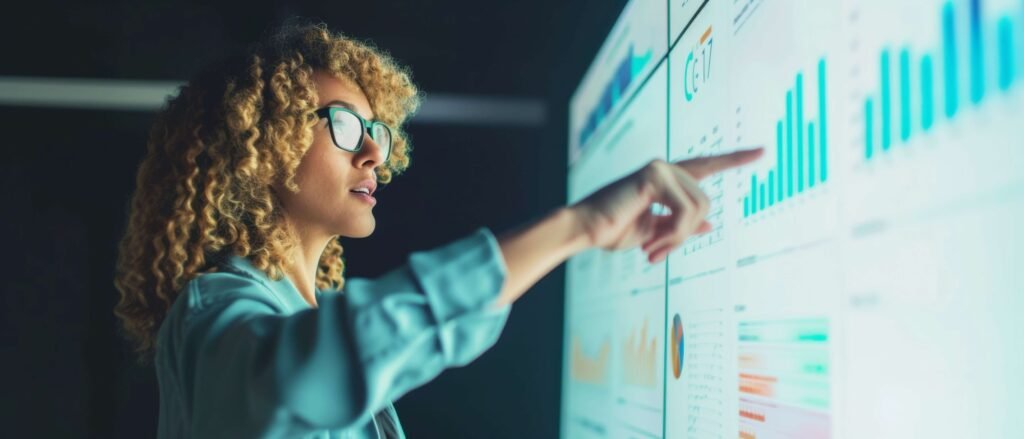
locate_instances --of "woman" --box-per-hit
[113,21,762,438]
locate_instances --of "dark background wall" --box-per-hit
[0,0,629,437]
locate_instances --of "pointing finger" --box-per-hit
[676,147,764,180]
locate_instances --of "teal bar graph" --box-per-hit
[743,58,829,219]
[970,0,985,104]
[797,73,805,194]
[786,90,794,198]
[865,99,874,160]
[922,55,935,131]
[881,49,892,151]
[900,48,912,142]
[776,121,784,200]
[944,2,959,118]
[808,123,816,188]
[750,174,758,217]
[998,16,1015,90]
[865,0,1021,161]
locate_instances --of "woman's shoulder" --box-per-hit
[173,257,287,318]
[156,261,285,350]
[155,260,287,375]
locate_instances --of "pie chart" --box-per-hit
[671,313,684,379]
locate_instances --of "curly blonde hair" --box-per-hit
[113,21,421,357]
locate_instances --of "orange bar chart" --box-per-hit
[622,318,659,388]
[571,336,609,385]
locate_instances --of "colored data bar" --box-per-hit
[737,318,830,344]
[737,318,832,437]
[737,319,830,403]
[738,398,831,439]
[865,0,1021,160]
[578,45,654,148]
[743,59,829,218]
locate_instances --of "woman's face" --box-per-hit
[278,70,386,239]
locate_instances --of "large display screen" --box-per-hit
[562,1,1024,437]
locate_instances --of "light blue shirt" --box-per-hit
[155,228,511,438]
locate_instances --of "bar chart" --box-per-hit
[863,0,1021,160]
[577,44,654,149]
[622,318,659,388]
[570,335,610,385]
[741,58,830,219]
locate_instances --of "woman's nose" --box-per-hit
[354,133,385,169]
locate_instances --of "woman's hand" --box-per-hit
[493,147,762,307]
[570,148,764,263]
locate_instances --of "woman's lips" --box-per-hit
[350,191,377,206]
[350,179,378,195]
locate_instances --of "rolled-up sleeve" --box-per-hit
[169,228,511,437]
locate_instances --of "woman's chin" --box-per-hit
[339,219,376,238]
[349,229,374,238]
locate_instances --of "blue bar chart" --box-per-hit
[864,0,1021,160]
[577,45,654,148]
[742,59,829,219]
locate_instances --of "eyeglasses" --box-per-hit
[314,106,393,161]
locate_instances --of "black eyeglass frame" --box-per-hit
[314,106,393,161]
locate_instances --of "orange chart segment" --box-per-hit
[571,335,610,385]
[622,318,659,388]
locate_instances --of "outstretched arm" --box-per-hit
[494,148,763,307]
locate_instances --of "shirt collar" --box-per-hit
[220,254,314,312]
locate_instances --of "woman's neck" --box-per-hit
[281,223,333,308]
